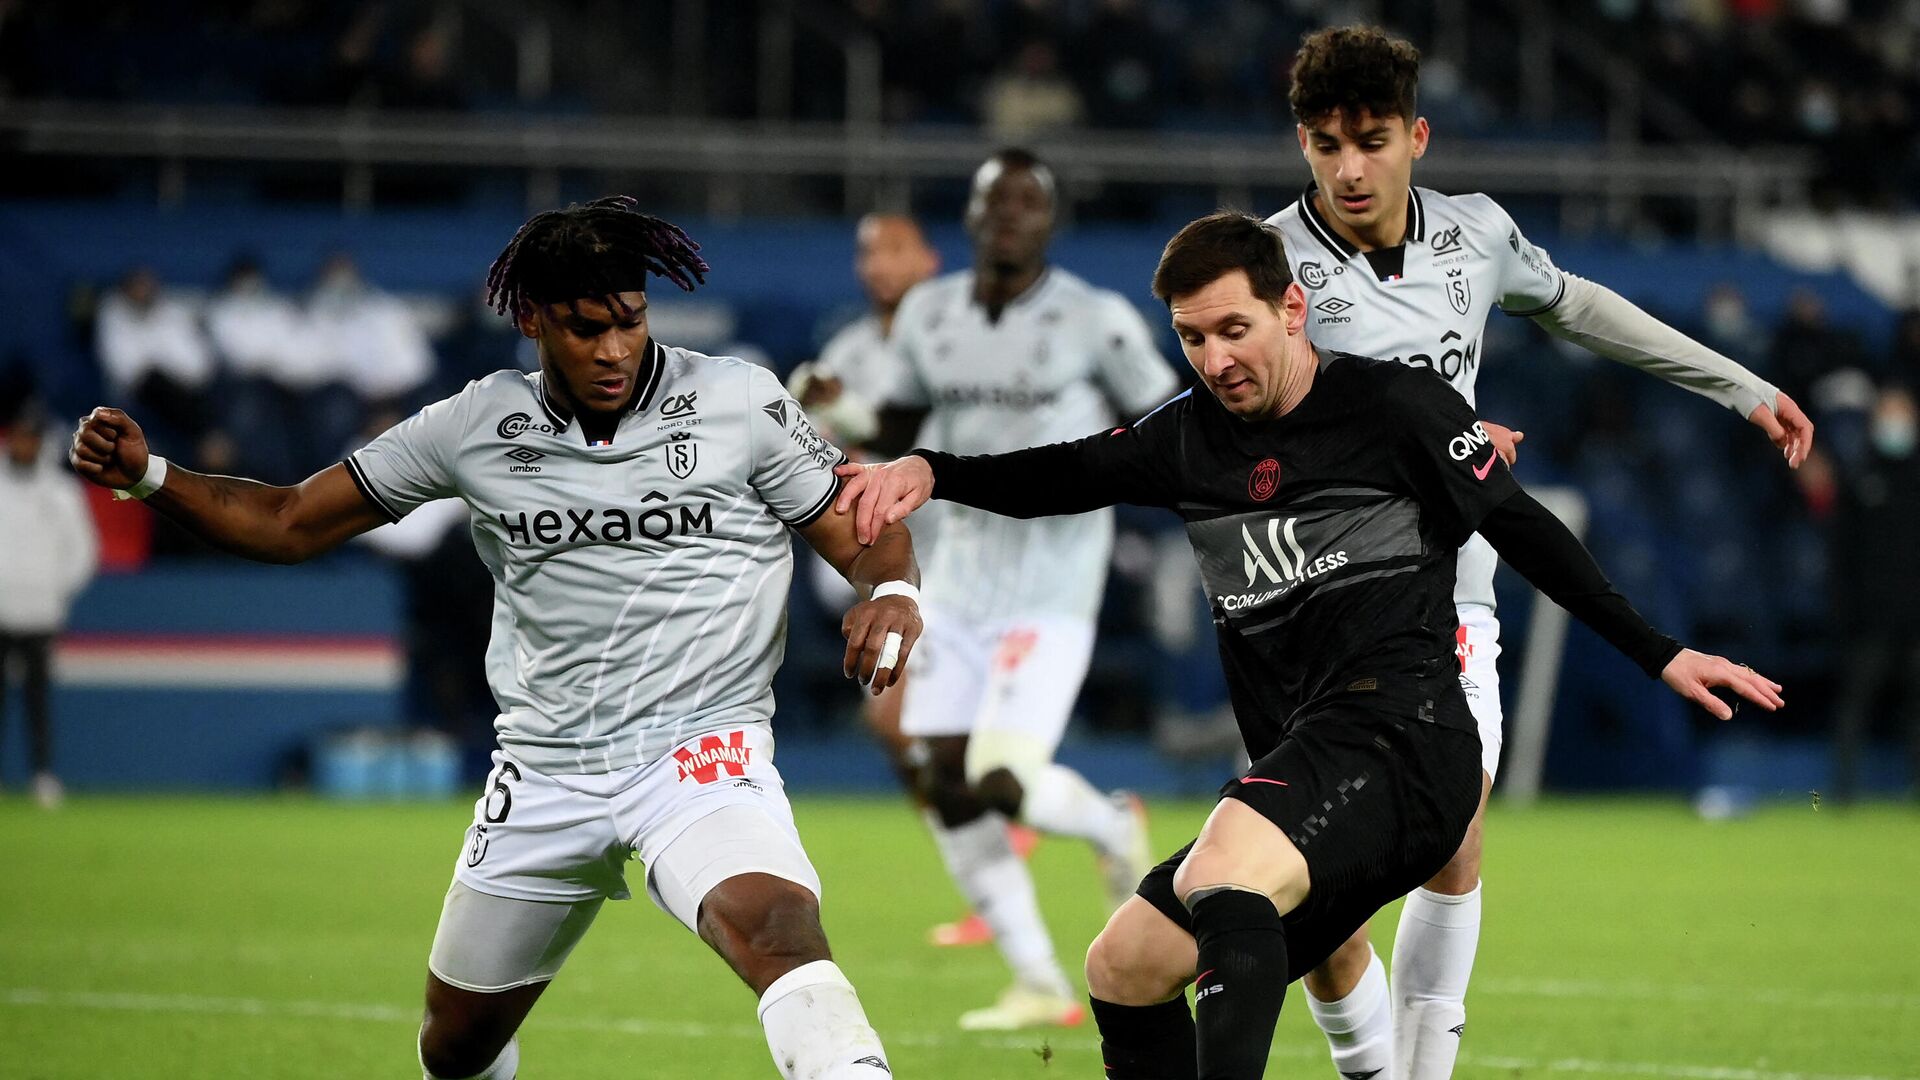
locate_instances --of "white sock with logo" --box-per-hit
[1019,763,1131,854]
[1393,883,1482,1080]
[930,810,1071,997]
[757,960,892,1078]
[420,1034,517,1079]
[1305,945,1393,1080]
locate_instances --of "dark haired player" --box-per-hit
[1265,26,1815,1080]
[834,211,1781,1080]
[70,197,914,1080]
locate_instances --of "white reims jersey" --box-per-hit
[349,341,845,774]
[1267,185,1565,611]
[884,267,1181,622]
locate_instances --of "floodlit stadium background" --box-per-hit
[1,3,1917,1078]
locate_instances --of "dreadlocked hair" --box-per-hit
[485,195,710,318]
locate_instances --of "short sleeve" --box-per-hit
[1386,371,1522,541]
[345,390,467,521]
[1471,196,1566,317]
[1091,292,1183,418]
[747,365,848,526]
[875,287,934,409]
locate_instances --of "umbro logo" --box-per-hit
[1315,297,1353,314]
[851,1056,891,1074]
[762,400,791,428]
[1341,1071,1383,1080]
[505,448,545,474]
[1449,1023,1466,1037]
[659,391,698,418]
[1429,225,1464,254]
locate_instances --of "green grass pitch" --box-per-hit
[1,793,1916,1078]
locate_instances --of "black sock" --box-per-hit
[1092,996,1197,1080]
[1189,889,1289,1080]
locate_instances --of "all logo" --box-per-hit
[674,731,751,784]
[1248,457,1281,502]
[1243,517,1311,588]
[665,432,697,479]
[1445,268,1471,316]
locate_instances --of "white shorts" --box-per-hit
[898,604,1095,752]
[429,725,821,991]
[1455,604,1504,779]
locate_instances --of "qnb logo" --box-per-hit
[1447,421,1493,461]
[498,412,559,440]
[674,731,750,784]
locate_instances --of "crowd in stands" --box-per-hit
[3,1,1914,208]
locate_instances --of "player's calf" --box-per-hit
[1087,897,1201,1080]
[418,975,546,1079]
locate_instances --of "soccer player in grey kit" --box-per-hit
[70,198,916,1080]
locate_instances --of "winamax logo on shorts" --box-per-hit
[674,731,751,784]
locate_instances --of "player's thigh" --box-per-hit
[1455,605,1505,780]
[428,881,604,994]
[452,752,633,905]
[1172,797,1311,914]
[965,614,1097,781]
[1086,895,1199,1005]
[636,727,824,937]
[898,604,990,739]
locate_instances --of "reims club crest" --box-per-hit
[1248,458,1281,502]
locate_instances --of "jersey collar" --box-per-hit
[535,338,667,430]
[1297,184,1426,258]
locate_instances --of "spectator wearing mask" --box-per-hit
[95,268,230,471]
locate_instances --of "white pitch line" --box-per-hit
[1475,977,1920,1012]
[5,987,1916,1080]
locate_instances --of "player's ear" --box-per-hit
[1410,117,1430,160]
[1295,123,1310,157]
[1281,281,1309,334]
[514,301,542,340]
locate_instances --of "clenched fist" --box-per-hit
[69,407,151,490]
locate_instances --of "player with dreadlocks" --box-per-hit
[70,198,917,1079]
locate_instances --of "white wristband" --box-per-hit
[113,454,169,501]
[869,580,919,605]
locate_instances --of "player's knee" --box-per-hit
[1086,922,1184,1005]
[972,765,1024,817]
[698,876,831,984]
[917,753,986,827]
[1427,819,1484,894]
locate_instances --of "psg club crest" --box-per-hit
[666,434,697,479]
[1248,457,1281,502]
[1446,268,1471,316]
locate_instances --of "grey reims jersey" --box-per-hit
[1267,185,1563,612]
[883,267,1181,623]
[347,341,845,774]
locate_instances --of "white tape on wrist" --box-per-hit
[113,454,169,501]
[869,580,919,605]
[866,631,904,686]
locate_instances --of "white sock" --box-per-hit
[1305,946,1393,1080]
[1019,763,1130,853]
[1393,883,1482,1080]
[929,811,1071,996]
[420,1034,517,1079]
[757,960,892,1079]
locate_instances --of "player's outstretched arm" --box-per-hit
[1531,275,1814,468]
[70,407,389,564]
[798,506,923,696]
[1477,487,1783,720]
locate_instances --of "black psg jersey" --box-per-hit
[919,352,1522,757]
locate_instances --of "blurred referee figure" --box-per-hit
[835,211,1785,1080]
[865,148,1181,1030]
[69,197,918,1080]
[1263,26,1815,1080]
[0,400,99,809]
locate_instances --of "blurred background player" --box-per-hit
[0,399,99,808]
[789,212,1031,947]
[865,148,1181,1030]
[1266,26,1815,1080]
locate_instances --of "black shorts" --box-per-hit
[1136,701,1482,982]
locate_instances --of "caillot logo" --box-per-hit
[498,412,559,439]
[674,731,751,784]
